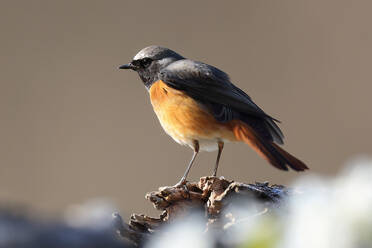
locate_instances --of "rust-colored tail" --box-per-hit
[232,122,308,171]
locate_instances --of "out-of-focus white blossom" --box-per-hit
[222,201,278,248]
[281,157,372,248]
[64,198,117,230]
[145,213,214,248]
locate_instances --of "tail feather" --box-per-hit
[271,143,308,171]
[232,122,308,171]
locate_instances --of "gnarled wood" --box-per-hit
[114,176,289,247]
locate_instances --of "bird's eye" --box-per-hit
[132,60,140,67]
[141,58,152,68]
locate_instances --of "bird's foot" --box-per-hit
[173,179,187,188]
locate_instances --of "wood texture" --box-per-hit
[114,176,289,247]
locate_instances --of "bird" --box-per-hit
[119,45,308,186]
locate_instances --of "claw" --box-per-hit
[174,179,187,188]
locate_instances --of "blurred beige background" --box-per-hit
[1,0,371,217]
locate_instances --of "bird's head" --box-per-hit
[119,45,184,88]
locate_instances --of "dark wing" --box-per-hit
[159,59,284,144]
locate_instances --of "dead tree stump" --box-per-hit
[113,176,289,247]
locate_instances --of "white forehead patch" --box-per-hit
[133,45,162,60]
[133,50,147,60]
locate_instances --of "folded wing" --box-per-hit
[159,59,284,144]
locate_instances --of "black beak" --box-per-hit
[118,63,134,70]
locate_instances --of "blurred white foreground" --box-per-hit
[147,157,372,248]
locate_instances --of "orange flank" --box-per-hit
[149,80,236,150]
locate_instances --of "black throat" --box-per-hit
[137,66,160,90]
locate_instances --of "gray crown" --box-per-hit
[133,45,184,61]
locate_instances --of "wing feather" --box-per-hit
[159,59,284,144]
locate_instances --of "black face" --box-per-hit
[119,50,183,89]
[134,58,160,88]
[126,57,165,89]
[119,57,158,88]
[131,58,153,70]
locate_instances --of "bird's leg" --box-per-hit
[175,140,199,187]
[212,141,224,177]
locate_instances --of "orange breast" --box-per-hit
[149,80,236,148]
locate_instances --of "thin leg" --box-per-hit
[175,140,199,186]
[213,141,224,177]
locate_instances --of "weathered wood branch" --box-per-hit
[113,176,289,247]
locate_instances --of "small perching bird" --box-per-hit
[119,46,308,186]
